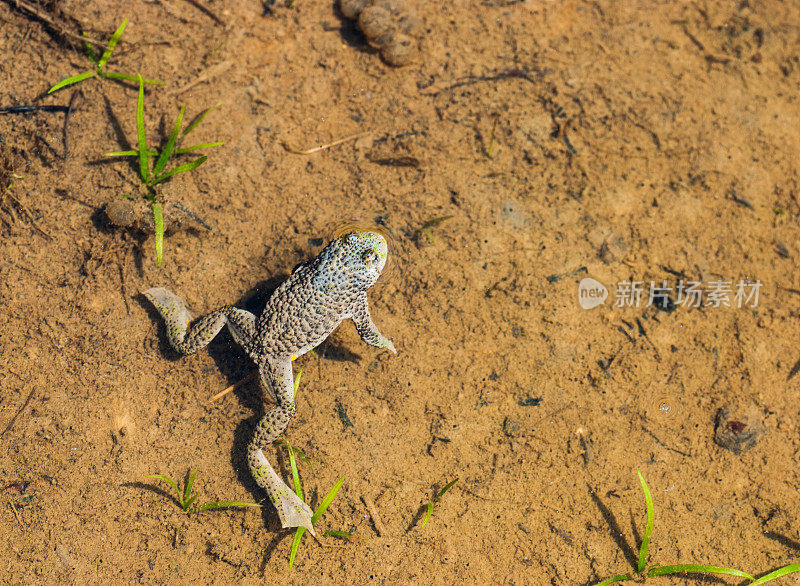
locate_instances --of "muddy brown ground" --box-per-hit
[1,0,800,584]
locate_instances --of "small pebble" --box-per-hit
[340,0,368,19]
[381,33,417,66]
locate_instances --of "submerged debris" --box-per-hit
[713,406,764,455]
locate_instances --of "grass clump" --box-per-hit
[595,472,800,585]
[48,19,162,94]
[147,467,261,514]
[103,74,223,266]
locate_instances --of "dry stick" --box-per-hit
[1,389,35,437]
[7,0,109,49]
[361,495,387,537]
[183,0,223,24]
[116,247,131,315]
[208,372,256,402]
[169,61,232,95]
[9,503,25,527]
[283,132,368,155]
[62,89,83,160]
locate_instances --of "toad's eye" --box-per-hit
[363,251,380,266]
[346,233,358,245]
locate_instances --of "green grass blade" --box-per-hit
[420,501,434,528]
[286,439,303,502]
[84,34,97,63]
[147,474,179,499]
[153,202,164,267]
[289,527,304,569]
[750,564,800,584]
[275,439,313,469]
[183,493,200,512]
[436,478,458,499]
[294,368,303,396]
[154,105,185,176]
[311,475,345,524]
[101,71,164,85]
[595,576,631,586]
[324,530,353,540]
[150,156,207,186]
[291,445,312,468]
[182,102,222,137]
[100,71,138,82]
[197,501,262,512]
[636,471,654,574]
[135,74,150,185]
[47,70,94,94]
[646,565,753,579]
[174,142,225,154]
[103,149,159,157]
[184,467,198,506]
[97,18,127,73]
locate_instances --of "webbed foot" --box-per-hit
[252,448,315,536]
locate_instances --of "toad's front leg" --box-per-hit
[352,292,396,353]
[247,358,315,535]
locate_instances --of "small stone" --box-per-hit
[104,199,137,228]
[340,0,368,19]
[381,33,417,66]
[714,406,764,454]
[358,6,393,46]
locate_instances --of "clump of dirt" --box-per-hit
[340,0,421,66]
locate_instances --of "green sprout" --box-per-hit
[103,74,223,266]
[416,215,453,244]
[419,477,458,529]
[146,467,261,514]
[324,529,358,542]
[48,19,163,94]
[595,472,800,585]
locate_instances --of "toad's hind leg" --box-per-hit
[247,358,315,535]
[143,287,256,356]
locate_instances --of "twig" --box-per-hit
[0,105,69,115]
[283,132,368,155]
[169,61,231,95]
[423,68,543,97]
[208,372,256,402]
[62,90,82,160]
[9,503,25,527]
[6,0,109,49]
[183,0,223,24]
[1,389,35,437]
[361,495,387,537]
